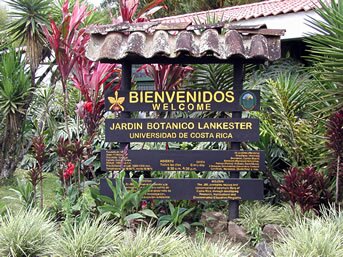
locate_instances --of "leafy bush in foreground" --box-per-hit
[52,216,122,257]
[115,225,189,257]
[238,202,285,244]
[183,238,242,257]
[0,208,56,257]
[273,207,343,257]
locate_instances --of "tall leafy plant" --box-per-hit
[42,0,89,141]
[112,0,165,23]
[305,0,343,112]
[72,55,120,138]
[327,109,343,204]
[42,1,122,192]
[0,50,32,178]
[6,0,51,84]
[139,64,193,91]
[253,73,318,167]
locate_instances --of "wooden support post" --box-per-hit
[229,62,244,221]
[120,63,132,150]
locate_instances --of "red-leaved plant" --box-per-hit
[326,108,343,203]
[138,64,193,90]
[113,0,165,24]
[43,1,121,190]
[44,0,121,139]
[56,137,94,189]
[42,0,90,141]
[280,166,332,214]
[29,135,46,208]
[73,56,120,138]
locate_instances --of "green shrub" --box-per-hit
[52,216,122,257]
[115,225,189,257]
[4,179,37,210]
[273,207,343,257]
[157,202,195,233]
[91,172,157,226]
[0,208,56,257]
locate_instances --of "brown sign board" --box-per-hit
[100,178,264,201]
[105,118,259,142]
[101,150,265,172]
[105,90,260,112]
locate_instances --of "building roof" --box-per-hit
[153,0,321,24]
[86,22,284,64]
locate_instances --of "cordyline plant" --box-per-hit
[56,137,93,190]
[29,135,46,208]
[138,64,193,91]
[73,56,120,138]
[280,166,332,214]
[113,0,165,23]
[43,0,121,191]
[327,108,343,204]
[42,0,90,141]
[43,0,120,139]
[111,0,193,154]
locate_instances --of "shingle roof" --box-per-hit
[86,22,284,63]
[153,0,321,24]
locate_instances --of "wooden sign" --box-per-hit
[105,118,259,142]
[105,90,260,112]
[101,150,265,172]
[100,178,264,201]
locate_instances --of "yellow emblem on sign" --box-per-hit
[108,91,125,112]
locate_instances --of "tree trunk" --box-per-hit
[0,114,30,179]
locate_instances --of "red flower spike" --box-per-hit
[63,162,75,180]
[84,101,93,113]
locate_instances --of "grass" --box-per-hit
[0,169,59,210]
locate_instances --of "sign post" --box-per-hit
[229,62,244,220]
[86,21,284,222]
[101,87,265,209]
[120,63,132,150]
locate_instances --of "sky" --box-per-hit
[0,0,102,8]
[89,0,102,7]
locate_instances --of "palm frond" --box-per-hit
[305,0,343,111]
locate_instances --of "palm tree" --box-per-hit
[6,0,50,85]
[0,0,50,178]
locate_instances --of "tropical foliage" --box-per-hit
[306,0,343,112]
[0,0,342,255]
[0,209,57,257]
[0,49,32,178]
[6,0,50,79]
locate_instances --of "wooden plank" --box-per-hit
[100,178,264,201]
[105,90,260,112]
[105,118,260,142]
[101,150,265,172]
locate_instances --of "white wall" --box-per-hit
[233,10,322,40]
